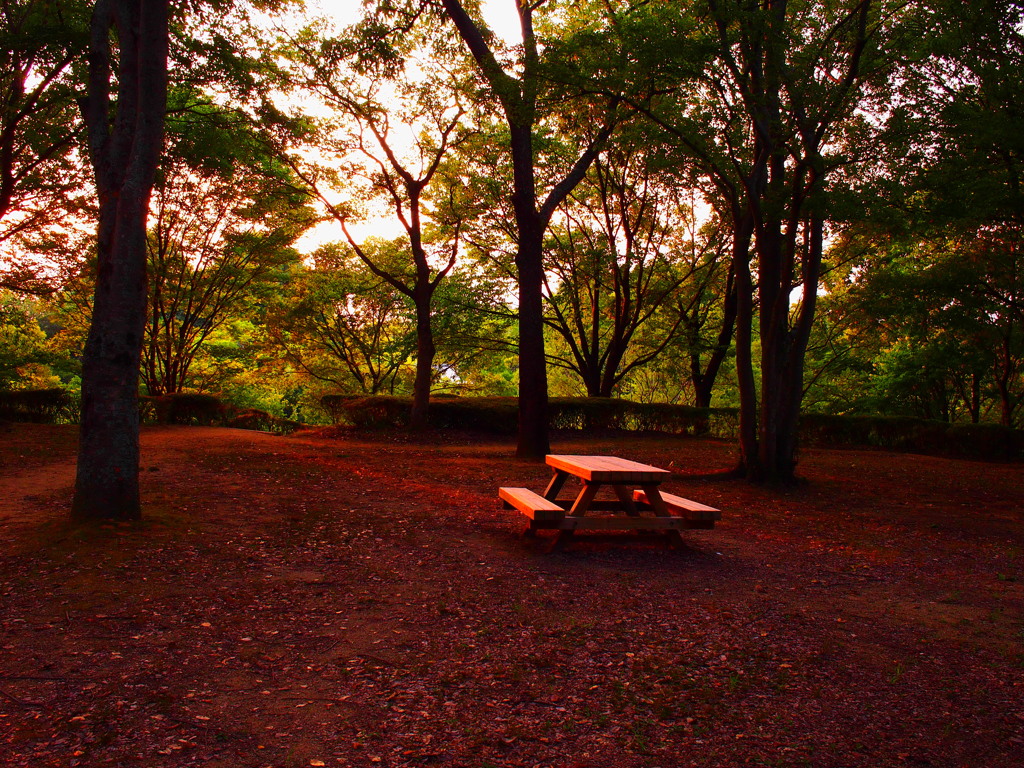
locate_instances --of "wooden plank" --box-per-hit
[551,516,706,530]
[499,487,565,521]
[633,489,721,521]
[545,455,670,483]
[546,499,645,511]
[530,518,716,531]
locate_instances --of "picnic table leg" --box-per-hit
[612,484,640,516]
[568,482,600,516]
[639,484,684,548]
[544,470,568,501]
[553,482,601,550]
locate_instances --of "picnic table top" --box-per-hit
[545,454,671,483]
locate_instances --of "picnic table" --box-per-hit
[499,454,721,549]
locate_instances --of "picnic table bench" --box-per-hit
[500,454,721,549]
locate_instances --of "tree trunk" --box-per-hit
[731,209,760,478]
[510,121,551,459]
[691,263,738,409]
[409,285,435,431]
[73,186,150,520]
[71,0,168,522]
[996,336,1014,427]
[515,212,551,458]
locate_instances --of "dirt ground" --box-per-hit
[0,422,1022,768]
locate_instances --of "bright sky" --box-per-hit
[312,0,521,42]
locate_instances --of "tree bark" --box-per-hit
[72,0,169,522]
[409,281,436,431]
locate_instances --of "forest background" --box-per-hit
[1,0,1021,469]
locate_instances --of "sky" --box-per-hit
[314,0,522,42]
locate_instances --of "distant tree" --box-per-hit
[278,16,475,428]
[543,150,694,398]
[623,207,734,408]
[142,97,312,396]
[0,0,89,295]
[273,242,418,396]
[0,291,57,388]
[437,0,622,458]
[840,229,1023,426]
[426,264,517,392]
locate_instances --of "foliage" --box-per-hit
[320,393,737,437]
[0,292,59,388]
[321,392,1024,459]
[798,413,1024,460]
[0,0,90,294]
[829,225,1024,427]
[272,243,419,395]
[142,92,313,396]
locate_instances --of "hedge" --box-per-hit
[141,394,300,434]
[0,390,300,434]
[140,393,225,426]
[0,388,77,424]
[319,394,1024,460]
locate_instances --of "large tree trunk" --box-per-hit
[409,284,435,431]
[72,0,168,522]
[506,109,551,459]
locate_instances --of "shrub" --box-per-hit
[799,413,1024,460]
[142,393,225,426]
[428,396,519,433]
[319,394,739,437]
[0,388,75,424]
[319,394,367,426]
[549,397,627,430]
[945,423,1024,461]
[321,395,411,429]
[316,393,1024,461]
[223,408,301,435]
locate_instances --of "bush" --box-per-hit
[223,407,301,435]
[549,397,628,430]
[319,394,367,426]
[799,413,1024,460]
[141,393,298,434]
[320,394,1023,461]
[319,394,738,437]
[428,396,519,433]
[142,393,225,426]
[321,395,412,429]
[0,388,75,424]
[945,423,1024,461]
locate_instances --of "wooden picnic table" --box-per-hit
[499,454,721,550]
